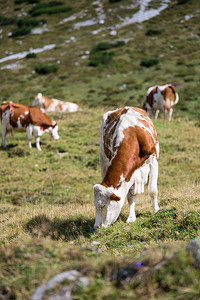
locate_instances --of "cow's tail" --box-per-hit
[169,85,179,105]
[174,92,179,105]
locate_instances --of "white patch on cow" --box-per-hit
[32,125,44,137]
[45,124,60,141]
[24,111,29,115]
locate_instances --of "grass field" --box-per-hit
[0,0,200,299]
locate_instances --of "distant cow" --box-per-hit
[143,84,179,120]
[0,102,59,151]
[93,107,159,228]
[33,93,79,113]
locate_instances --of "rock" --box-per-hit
[187,237,200,268]
[32,270,83,300]
[91,241,100,246]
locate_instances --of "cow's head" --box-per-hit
[33,93,44,108]
[93,184,122,228]
[48,121,59,140]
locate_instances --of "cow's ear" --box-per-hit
[110,193,121,201]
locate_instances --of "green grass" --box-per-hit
[0,0,200,298]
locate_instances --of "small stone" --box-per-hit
[91,241,100,246]
[187,237,200,268]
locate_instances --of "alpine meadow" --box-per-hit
[0,0,200,299]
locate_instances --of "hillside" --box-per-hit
[0,0,200,119]
[0,1,200,299]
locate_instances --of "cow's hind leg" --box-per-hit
[168,108,173,121]
[26,125,33,148]
[155,109,159,120]
[35,136,42,151]
[148,158,159,214]
[1,121,7,148]
[126,190,136,223]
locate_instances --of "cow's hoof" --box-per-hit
[126,217,136,223]
[153,207,160,214]
[90,227,97,233]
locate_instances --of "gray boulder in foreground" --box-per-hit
[187,237,200,268]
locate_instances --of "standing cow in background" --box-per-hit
[0,102,59,151]
[33,93,79,113]
[143,84,179,120]
[93,107,159,229]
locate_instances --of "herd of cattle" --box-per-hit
[0,84,179,228]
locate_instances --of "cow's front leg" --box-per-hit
[155,109,159,120]
[35,136,42,151]
[126,190,136,223]
[26,125,33,148]
[168,108,173,121]
[1,125,7,148]
[148,158,159,214]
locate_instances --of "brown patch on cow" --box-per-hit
[102,125,157,189]
[144,87,157,108]
[138,116,158,144]
[58,102,63,111]
[161,86,175,105]
[41,96,54,109]
[103,107,129,160]
[110,193,121,201]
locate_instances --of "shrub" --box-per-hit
[146,28,163,36]
[15,0,39,4]
[31,6,72,16]
[11,26,32,37]
[109,0,122,3]
[92,40,125,52]
[29,2,72,16]
[26,53,36,58]
[89,51,115,67]
[177,0,191,4]
[92,42,111,52]
[35,64,58,74]
[0,15,17,26]
[17,18,46,27]
[112,40,125,47]
[140,58,159,68]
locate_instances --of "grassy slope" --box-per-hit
[0,0,200,299]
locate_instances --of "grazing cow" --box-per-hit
[93,107,159,229]
[143,84,179,120]
[0,102,59,151]
[33,93,79,113]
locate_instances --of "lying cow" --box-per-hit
[93,107,159,229]
[0,102,59,151]
[143,84,179,120]
[33,93,79,113]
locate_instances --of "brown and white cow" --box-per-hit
[33,93,79,113]
[0,102,59,151]
[143,84,179,120]
[93,107,159,228]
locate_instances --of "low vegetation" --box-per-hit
[140,58,160,68]
[29,2,72,16]
[35,63,59,74]
[26,52,37,59]
[0,0,200,298]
